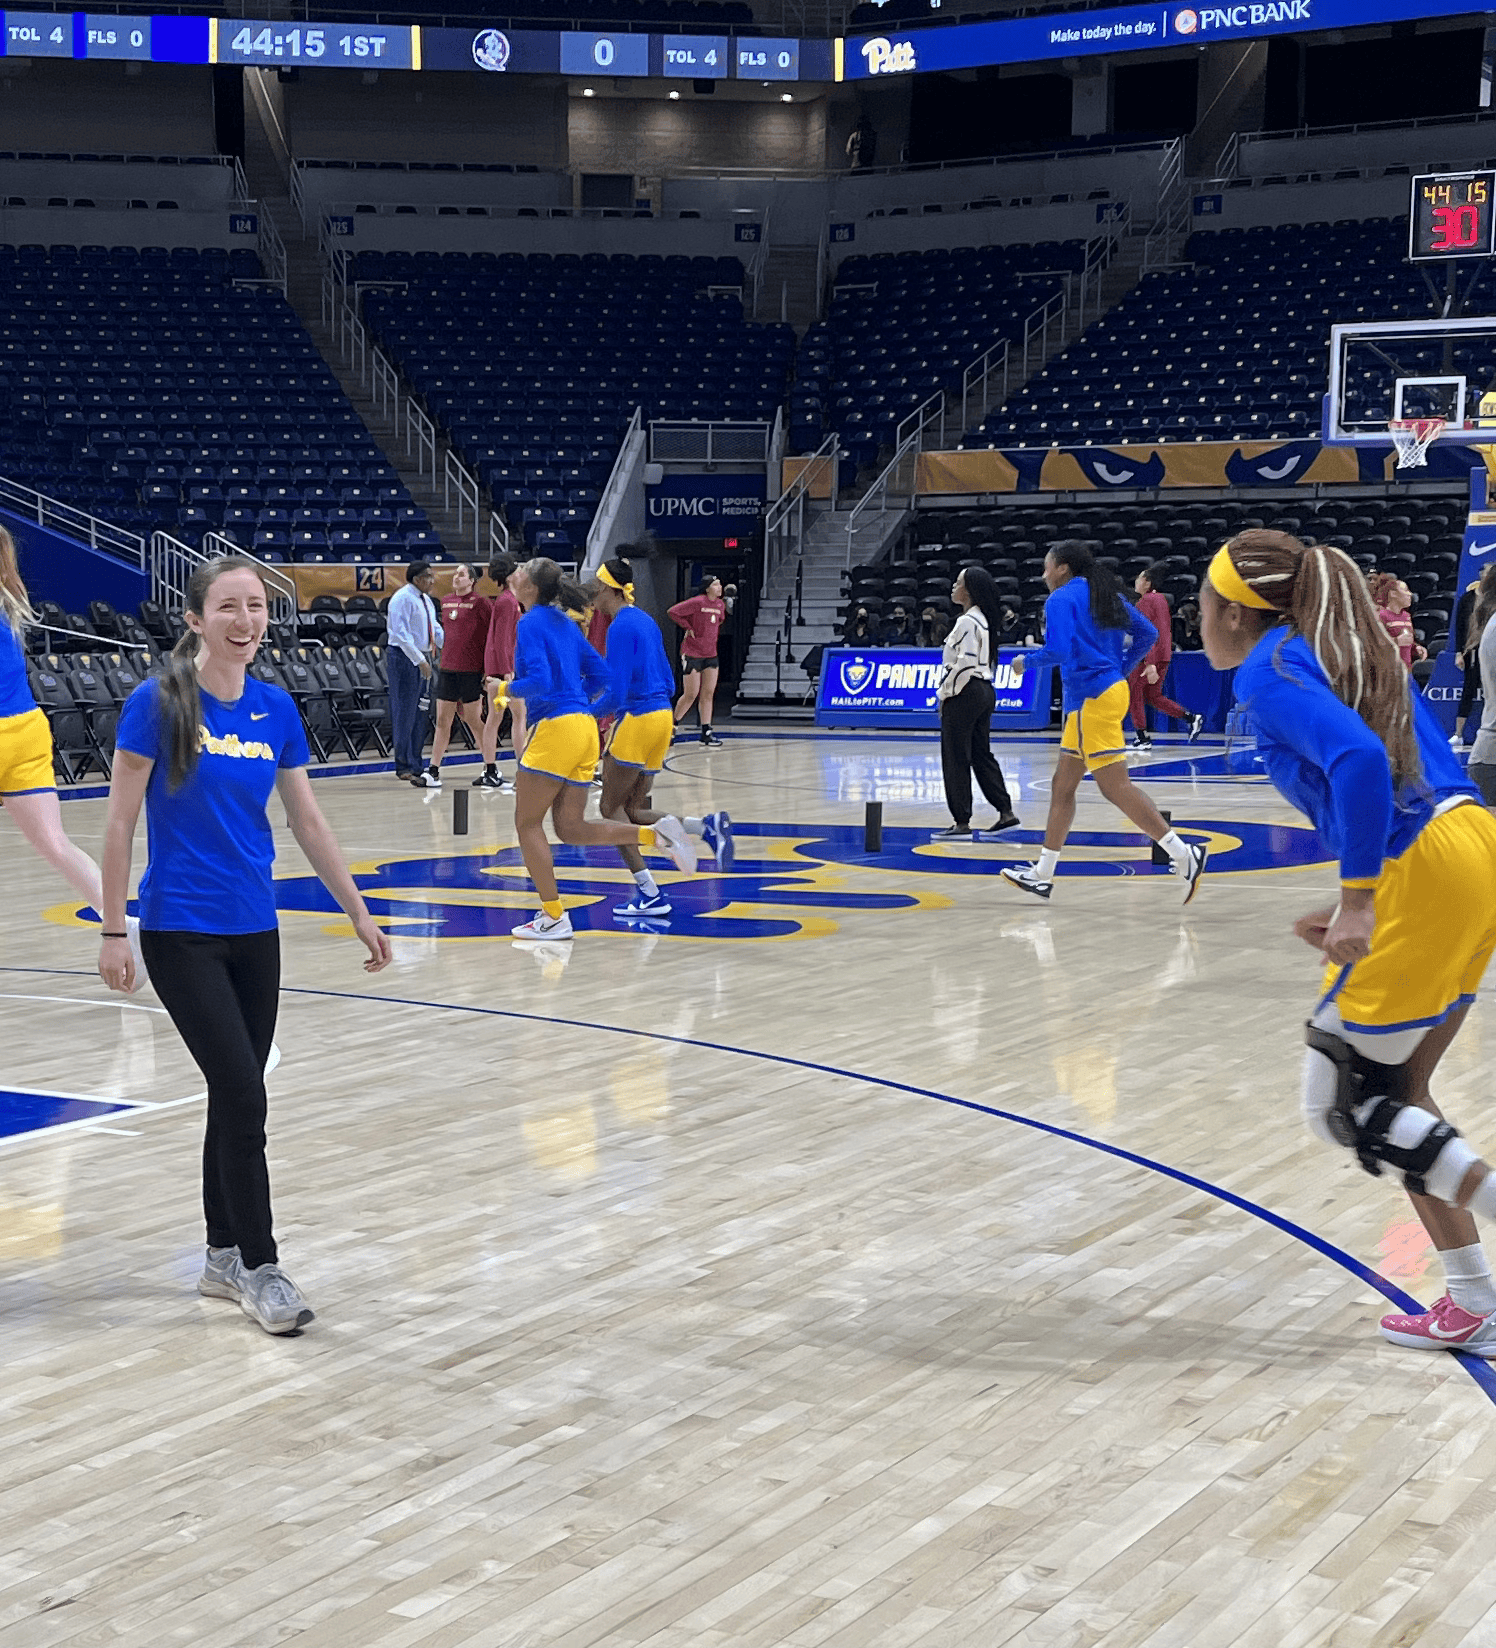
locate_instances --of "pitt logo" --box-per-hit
[861,36,917,74]
[839,657,874,696]
[199,727,274,761]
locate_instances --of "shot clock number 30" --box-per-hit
[1410,171,1496,261]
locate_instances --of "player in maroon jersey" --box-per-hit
[1128,564,1204,750]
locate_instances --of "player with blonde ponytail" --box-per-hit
[0,525,144,983]
[1202,528,1496,1355]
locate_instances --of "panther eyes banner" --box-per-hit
[914,440,1488,494]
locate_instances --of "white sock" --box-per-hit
[1442,1243,1496,1315]
[1157,829,1193,869]
[633,869,659,898]
[683,816,705,835]
[1036,847,1059,879]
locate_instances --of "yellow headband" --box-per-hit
[1207,544,1275,611]
[596,565,634,602]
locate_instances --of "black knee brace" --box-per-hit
[1303,1023,1460,1195]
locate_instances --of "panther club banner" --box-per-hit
[816,647,1053,729]
[914,440,1490,494]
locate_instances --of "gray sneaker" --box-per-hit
[198,1245,242,1300]
[239,1262,316,1335]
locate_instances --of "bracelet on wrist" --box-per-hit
[100,930,128,940]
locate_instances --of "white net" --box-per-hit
[1388,417,1446,469]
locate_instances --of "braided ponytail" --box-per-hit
[1220,529,1422,789]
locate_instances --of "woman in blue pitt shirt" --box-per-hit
[99,556,391,1337]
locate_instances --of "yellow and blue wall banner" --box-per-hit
[914,439,1489,494]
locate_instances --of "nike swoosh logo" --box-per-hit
[1428,1319,1474,1339]
[250,713,269,721]
[1471,543,1496,559]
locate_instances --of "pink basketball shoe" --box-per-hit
[1379,1295,1496,1354]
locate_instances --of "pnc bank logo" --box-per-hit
[1182,0,1311,28]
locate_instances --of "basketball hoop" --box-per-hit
[1388,417,1446,469]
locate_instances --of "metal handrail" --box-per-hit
[585,405,645,575]
[0,472,144,568]
[148,530,203,611]
[444,449,485,556]
[1021,289,1067,377]
[960,340,1010,438]
[201,531,299,622]
[256,202,288,295]
[762,429,838,594]
[842,392,942,568]
[748,202,773,320]
[1215,131,1241,182]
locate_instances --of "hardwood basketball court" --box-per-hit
[3,729,1494,1648]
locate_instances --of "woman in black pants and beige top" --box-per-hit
[933,565,1020,841]
[98,556,392,1336]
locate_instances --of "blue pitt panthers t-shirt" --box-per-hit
[115,674,310,934]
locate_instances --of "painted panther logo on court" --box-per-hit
[50,820,1332,947]
[267,819,1329,944]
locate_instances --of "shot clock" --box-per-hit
[1410,171,1496,261]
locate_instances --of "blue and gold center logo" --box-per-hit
[52,820,1332,946]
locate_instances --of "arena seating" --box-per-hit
[24,600,402,779]
[793,242,1087,461]
[848,494,1463,652]
[355,249,795,552]
[0,243,437,560]
[971,217,1472,447]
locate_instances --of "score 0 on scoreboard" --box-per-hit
[1410,171,1496,261]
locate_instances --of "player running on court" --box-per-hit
[495,558,696,942]
[1003,541,1208,903]
[589,556,731,923]
[1202,528,1496,1355]
[0,526,146,982]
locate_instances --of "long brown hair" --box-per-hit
[1468,564,1496,653]
[1219,529,1421,788]
[0,525,33,635]
[523,556,589,616]
[159,556,269,791]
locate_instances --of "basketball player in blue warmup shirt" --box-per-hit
[589,555,730,922]
[1204,529,1496,1356]
[1004,540,1208,903]
[493,557,696,942]
[0,525,145,980]
[99,556,391,1337]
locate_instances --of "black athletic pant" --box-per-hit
[940,677,1013,827]
[141,929,282,1270]
[1459,654,1480,723]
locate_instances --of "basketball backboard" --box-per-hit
[1323,316,1496,448]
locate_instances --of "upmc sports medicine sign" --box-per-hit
[816,648,1053,729]
[646,473,767,540]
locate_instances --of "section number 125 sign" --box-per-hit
[1410,171,1496,261]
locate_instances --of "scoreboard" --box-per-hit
[1410,171,1496,261]
[0,7,831,77]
